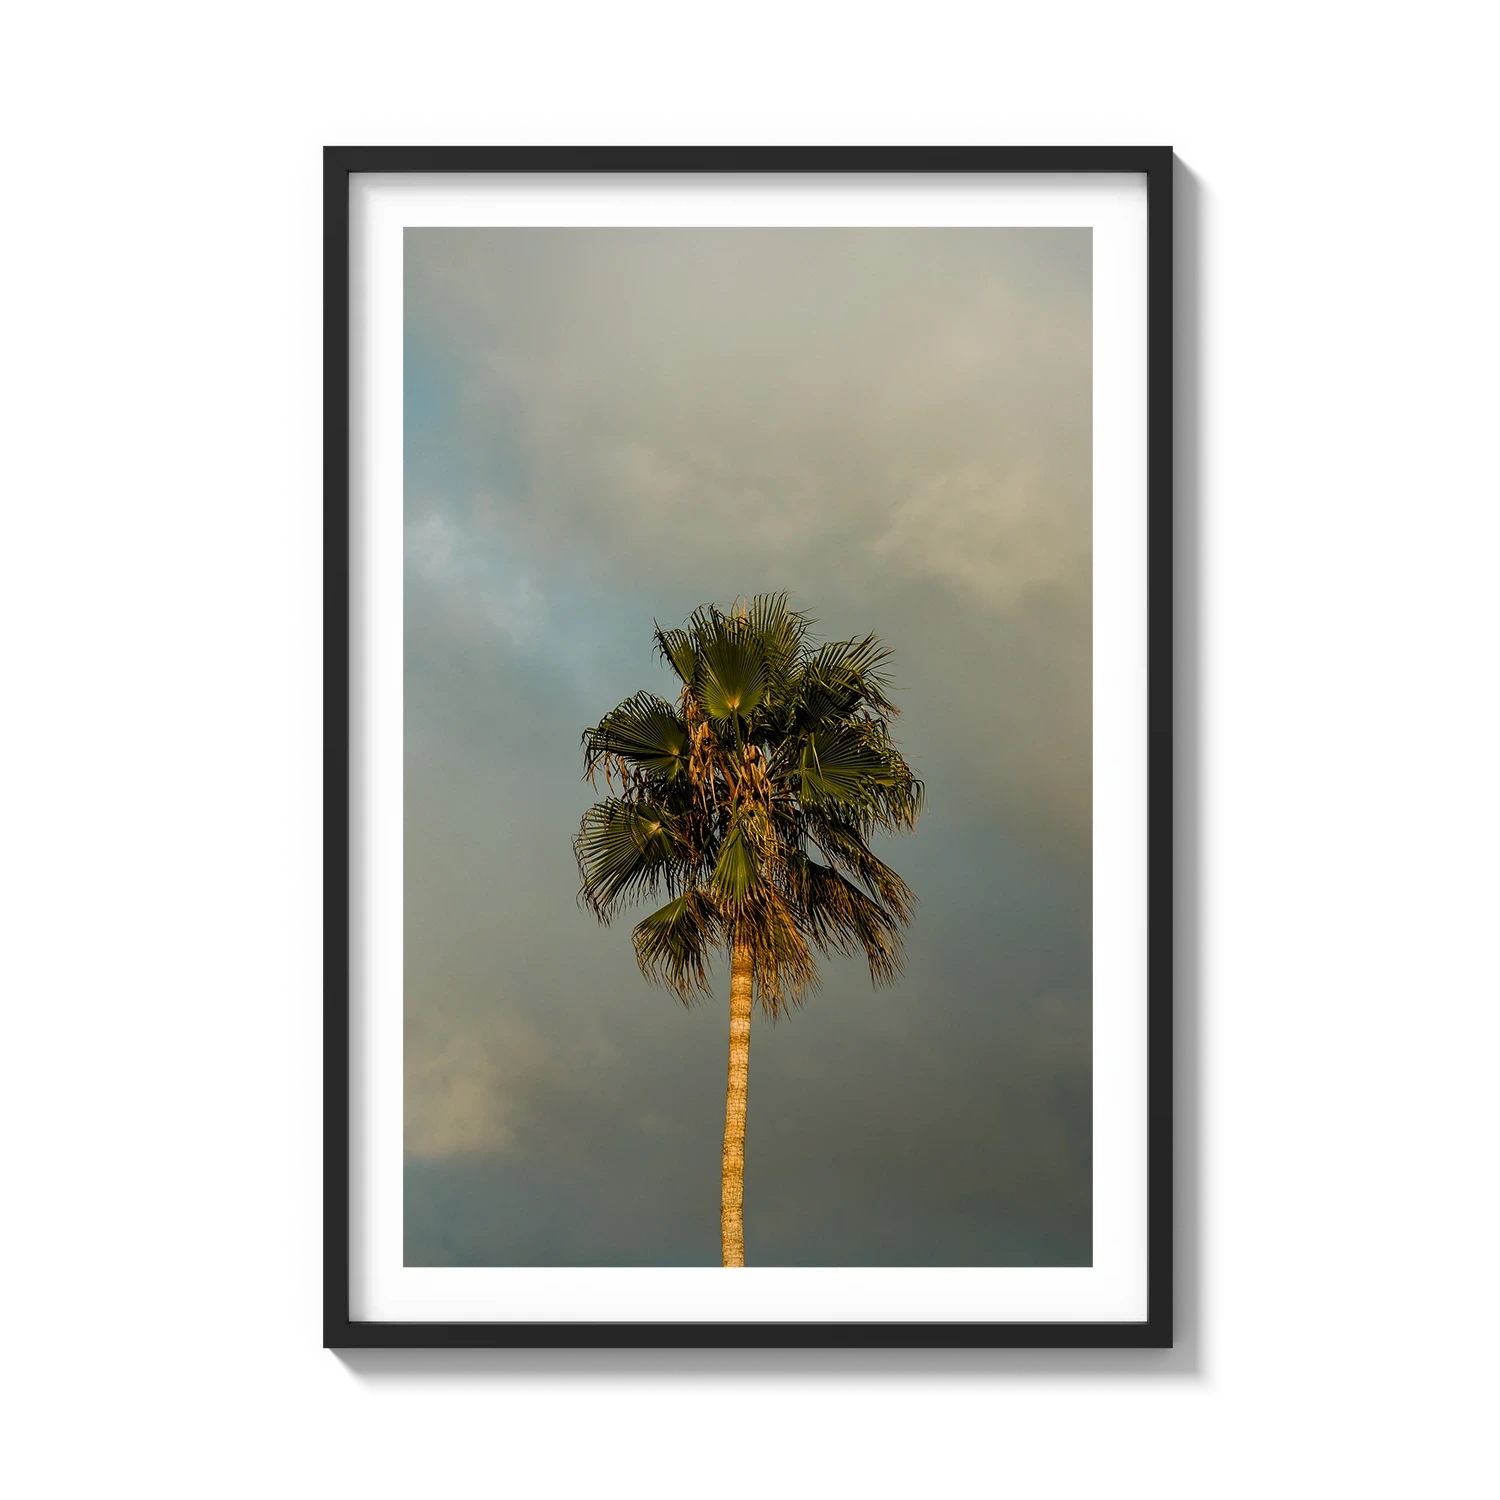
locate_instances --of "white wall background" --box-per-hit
[2,3,1495,1495]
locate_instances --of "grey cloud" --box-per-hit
[406,228,1089,611]
[406,227,1092,858]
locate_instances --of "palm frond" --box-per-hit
[709,815,760,906]
[875,770,925,832]
[735,888,818,1015]
[692,616,768,724]
[746,593,813,689]
[805,634,898,716]
[652,626,698,686]
[582,692,690,782]
[795,725,899,808]
[802,815,918,921]
[633,890,721,1004]
[792,857,908,985]
[575,799,679,917]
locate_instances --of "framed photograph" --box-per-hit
[325,146,1172,1348]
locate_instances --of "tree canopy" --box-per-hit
[575,593,924,1015]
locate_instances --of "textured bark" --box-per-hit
[720,943,754,1267]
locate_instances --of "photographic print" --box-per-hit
[402,225,1094,1270]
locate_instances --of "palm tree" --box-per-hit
[575,594,923,1266]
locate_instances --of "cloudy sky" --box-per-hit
[403,227,1092,1266]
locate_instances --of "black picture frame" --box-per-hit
[276,99,1224,1398]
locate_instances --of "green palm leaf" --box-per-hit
[747,592,812,690]
[710,816,760,906]
[633,891,721,1001]
[583,692,690,779]
[653,626,698,686]
[575,799,678,915]
[805,634,897,716]
[796,725,898,806]
[803,815,917,918]
[692,618,768,723]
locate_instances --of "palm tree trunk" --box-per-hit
[720,942,753,1267]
